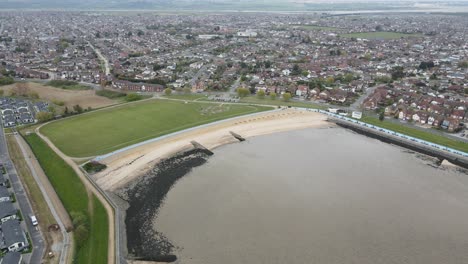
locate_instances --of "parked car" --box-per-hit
[30,215,38,226]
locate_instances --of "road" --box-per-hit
[88,42,111,76]
[0,129,45,263]
[350,85,379,111]
[229,76,241,94]
[190,64,208,87]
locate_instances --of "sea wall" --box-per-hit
[334,120,468,169]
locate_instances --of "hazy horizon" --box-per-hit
[0,0,468,12]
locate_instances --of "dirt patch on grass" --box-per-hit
[0,82,117,109]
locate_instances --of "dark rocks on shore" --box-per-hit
[116,148,213,261]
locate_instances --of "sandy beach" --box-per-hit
[93,109,329,191]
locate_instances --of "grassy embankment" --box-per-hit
[361,116,468,153]
[340,32,423,40]
[5,134,57,263]
[41,99,272,157]
[24,133,108,264]
[47,80,92,91]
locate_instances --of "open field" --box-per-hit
[293,25,341,31]
[6,134,59,264]
[361,116,468,153]
[41,99,271,157]
[240,96,327,109]
[161,93,207,101]
[47,80,92,91]
[340,31,423,40]
[0,82,116,109]
[23,133,108,264]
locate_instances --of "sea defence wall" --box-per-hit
[329,117,468,169]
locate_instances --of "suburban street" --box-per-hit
[88,42,111,76]
[0,128,45,264]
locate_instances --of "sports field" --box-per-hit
[341,31,423,40]
[41,99,271,157]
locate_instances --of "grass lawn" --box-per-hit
[361,116,468,153]
[240,96,327,110]
[161,93,208,101]
[294,25,340,31]
[41,99,272,157]
[23,133,108,264]
[340,31,423,40]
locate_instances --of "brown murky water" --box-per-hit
[154,127,468,264]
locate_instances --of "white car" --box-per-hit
[30,215,38,226]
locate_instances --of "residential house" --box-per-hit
[0,187,9,203]
[0,220,28,253]
[0,203,17,223]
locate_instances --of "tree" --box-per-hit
[257,90,265,99]
[391,66,405,80]
[12,82,29,96]
[125,93,143,102]
[70,211,89,248]
[36,112,53,123]
[0,89,3,96]
[64,106,69,116]
[270,92,277,100]
[237,87,250,98]
[47,105,56,117]
[283,92,291,102]
[458,60,468,69]
[344,73,354,83]
[164,88,172,96]
[292,64,301,76]
[379,111,385,121]
[73,104,83,114]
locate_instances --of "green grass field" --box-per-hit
[240,96,327,110]
[161,93,207,101]
[294,25,340,31]
[340,32,423,40]
[24,133,108,264]
[41,99,271,157]
[361,116,468,153]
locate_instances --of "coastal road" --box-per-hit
[0,128,45,264]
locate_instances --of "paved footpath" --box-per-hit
[0,129,45,264]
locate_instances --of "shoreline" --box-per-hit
[117,148,213,261]
[93,109,330,191]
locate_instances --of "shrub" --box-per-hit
[125,93,143,102]
[83,161,107,174]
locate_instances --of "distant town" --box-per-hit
[0,12,466,137]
